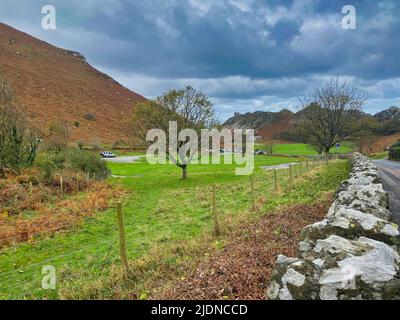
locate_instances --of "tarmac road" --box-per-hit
[102,156,142,163]
[373,160,400,224]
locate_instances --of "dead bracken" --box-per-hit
[154,200,331,300]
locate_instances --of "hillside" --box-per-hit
[224,107,400,141]
[223,109,295,140]
[0,23,146,145]
[374,107,400,122]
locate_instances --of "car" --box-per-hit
[100,151,116,158]
[254,149,267,155]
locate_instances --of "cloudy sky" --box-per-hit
[1,0,400,120]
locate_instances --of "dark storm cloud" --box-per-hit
[0,0,400,118]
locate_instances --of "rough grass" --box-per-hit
[270,142,354,156]
[0,156,348,300]
[61,161,349,300]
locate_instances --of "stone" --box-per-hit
[268,235,400,300]
[301,207,400,249]
[266,153,400,300]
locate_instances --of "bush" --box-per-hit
[35,148,110,182]
[91,138,102,150]
[391,141,400,148]
[112,140,126,149]
[389,145,400,161]
[64,148,110,180]
[83,113,96,121]
[42,121,71,152]
[0,78,41,173]
[76,140,85,149]
[34,152,66,182]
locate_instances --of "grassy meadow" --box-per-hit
[0,149,350,300]
[262,141,354,156]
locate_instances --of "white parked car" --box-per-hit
[100,151,116,158]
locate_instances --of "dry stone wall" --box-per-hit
[267,153,400,300]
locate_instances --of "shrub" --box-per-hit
[35,152,66,182]
[35,148,110,182]
[83,113,96,121]
[76,140,85,149]
[391,141,400,148]
[64,148,110,180]
[112,140,126,149]
[389,144,400,161]
[1,77,42,175]
[42,120,71,152]
[91,139,102,150]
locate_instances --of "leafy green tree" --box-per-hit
[129,85,217,180]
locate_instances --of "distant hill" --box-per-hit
[0,23,146,145]
[223,106,400,141]
[374,107,400,136]
[223,109,296,140]
[374,107,400,122]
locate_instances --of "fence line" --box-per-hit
[0,238,119,285]
[0,241,118,296]
[0,242,118,294]
[0,157,336,298]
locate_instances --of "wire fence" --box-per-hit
[0,156,338,299]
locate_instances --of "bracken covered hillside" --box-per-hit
[0,23,146,144]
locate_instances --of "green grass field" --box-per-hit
[0,154,349,299]
[260,141,354,156]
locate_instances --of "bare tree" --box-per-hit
[263,140,275,155]
[129,85,217,180]
[298,78,367,154]
[42,120,71,152]
[352,117,381,154]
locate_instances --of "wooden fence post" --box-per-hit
[250,176,256,212]
[299,162,302,175]
[306,160,309,172]
[212,185,221,236]
[117,202,129,274]
[289,165,293,188]
[75,174,79,193]
[60,176,63,194]
[274,170,279,193]
[29,182,33,194]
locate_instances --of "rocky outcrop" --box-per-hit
[267,153,400,300]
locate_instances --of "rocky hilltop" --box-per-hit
[224,106,400,141]
[374,106,400,122]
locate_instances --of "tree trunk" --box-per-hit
[182,165,188,180]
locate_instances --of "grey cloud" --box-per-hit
[0,0,399,120]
